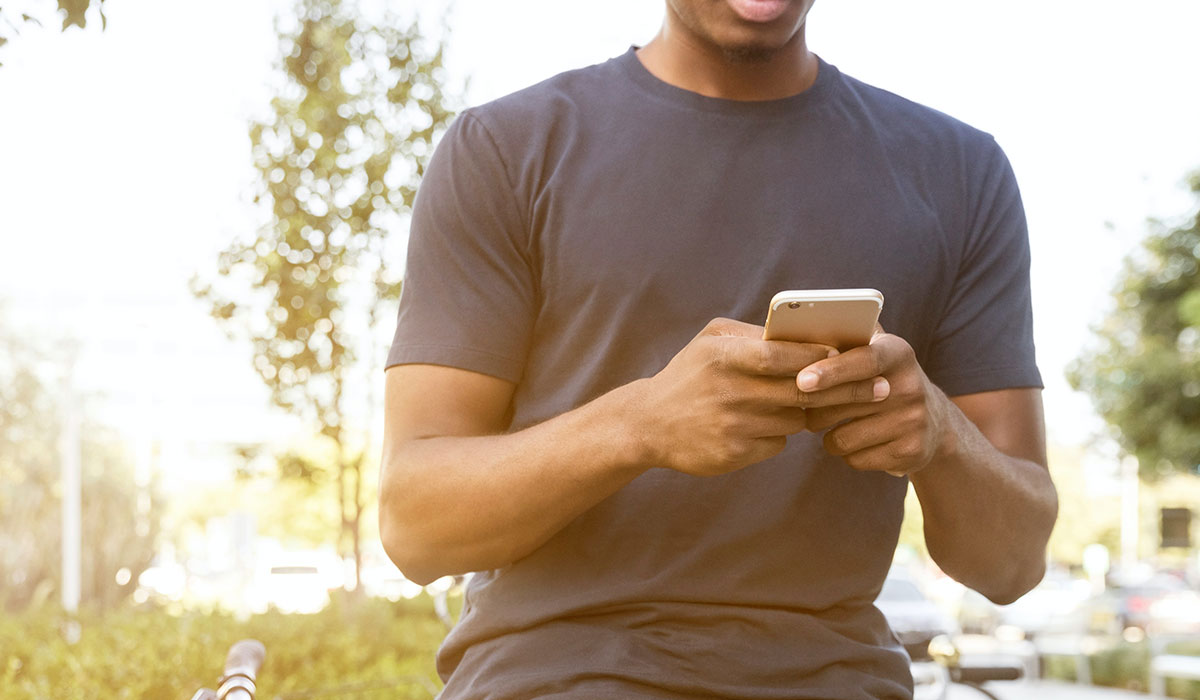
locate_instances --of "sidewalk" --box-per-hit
[948,680,1156,700]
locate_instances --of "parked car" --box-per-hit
[251,549,344,614]
[994,573,1091,639]
[876,572,959,700]
[1081,574,1200,635]
[877,573,961,659]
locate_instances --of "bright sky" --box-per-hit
[2,0,1199,483]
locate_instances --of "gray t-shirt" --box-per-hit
[387,49,1041,700]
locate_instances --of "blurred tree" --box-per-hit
[77,433,163,608]
[1043,444,1118,566]
[0,323,160,611]
[194,0,455,588]
[1068,173,1200,479]
[0,0,107,65]
[0,330,60,610]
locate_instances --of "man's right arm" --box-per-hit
[379,318,879,585]
[379,363,651,585]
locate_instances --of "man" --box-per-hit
[380,1,1058,698]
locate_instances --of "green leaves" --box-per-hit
[1179,288,1200,328]
[201,1,454,425]
[1069,173,1200,478]
[194,0,457,583]
[0,1,106,67]
[57,0,100,30]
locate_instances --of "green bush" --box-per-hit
[1160,640,1200,700]
[1042,639,1200,700]
[1089,642,1149,692]
[0,594,448,700]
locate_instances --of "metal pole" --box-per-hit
[60,358,81,615]
[1120,455,1139,570]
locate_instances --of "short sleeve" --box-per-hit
[385,111,536,382]
[924,138,1042,396]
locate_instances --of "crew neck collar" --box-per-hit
[614,46,838,117]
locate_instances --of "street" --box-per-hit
[948,680,1158,700]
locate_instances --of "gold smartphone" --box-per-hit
[762,289,884,351]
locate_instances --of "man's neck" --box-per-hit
[635,25,818,102]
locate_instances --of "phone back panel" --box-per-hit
[763,298,882,351]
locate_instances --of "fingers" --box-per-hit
[821,412,933,475]
[822,413,892,457]
[832,439,912,477]
[705,333,836,378]
[804,401,881,432]
[795,333,913,391]
[731,373,886,414]
[791,377,890,410]
[750,407,809,437]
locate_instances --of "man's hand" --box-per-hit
[380,317,878,581]
[789,328,1057,603]
[791,328,951,477]
[634,317,886,477]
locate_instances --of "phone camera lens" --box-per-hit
[788,301,801,309]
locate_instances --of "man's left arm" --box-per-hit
[795,332,1058,605]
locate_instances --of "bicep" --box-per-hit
[384,364,516,443]
[950,388,1047,468]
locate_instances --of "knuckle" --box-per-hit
[714,451,742,472]
[789,408,809,432]
[889,377,913,400]
[893,438,922,461]
[806,408,832,431]
[904,405,928,430]
[868,349,886,377]
[824,429,848,455]
[753,343,774,375]
[706,317,733,333]
[715,411,740,438]
[762,436,788,460]
[718,439,759,470]
[707,342,730,371]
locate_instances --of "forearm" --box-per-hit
[380,380,651,585]
[910,397,1058,604]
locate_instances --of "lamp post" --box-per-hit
[1120,454,1140,570]
[60,352,81,632]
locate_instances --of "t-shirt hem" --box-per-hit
[931,366,1043,397]
[385,343,524,384]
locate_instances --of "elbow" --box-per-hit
[983,556,1047,606]
[934,545,1046,606]
[379,510,442,587]
[981,507,1058,605]
[378,457,442,587]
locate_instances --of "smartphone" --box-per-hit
[762,288,884,351]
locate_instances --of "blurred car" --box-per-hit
[1081,574,1200,635]
[876,573,959,700]
[1148,588,1200,634]
[994,573,1092,640]
[877,573,961,659]
[251,549,344,614]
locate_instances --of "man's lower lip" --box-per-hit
[726,0,791,23]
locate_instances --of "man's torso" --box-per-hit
[388,48,1039,700]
